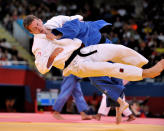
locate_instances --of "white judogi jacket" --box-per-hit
[32,34,82,74]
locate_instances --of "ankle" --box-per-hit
[80,112,87,115]
[54,111,60,114]
[142,69,150,78]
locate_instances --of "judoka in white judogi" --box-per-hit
[32,34,148,81]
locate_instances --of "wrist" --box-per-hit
[44,29,51,35]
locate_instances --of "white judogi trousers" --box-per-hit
[63,44,148,81]
[98,94,132,116]
[33,35,148,81]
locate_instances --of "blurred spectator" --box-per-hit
[113,17,123,28]
[88,93,100,114]
[130,102,141,116]
[111,33,119,44]
[0,38,27,65]
[0,38,12,49]
[158,33,164,42]
[4,50,12,60]
[4,98,16,112]
[0,48,4,60]
[66,98,76,114]
[130,97,152,118]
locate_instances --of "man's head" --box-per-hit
[23,15,46,34]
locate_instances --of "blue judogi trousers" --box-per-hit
[53,75,89,112]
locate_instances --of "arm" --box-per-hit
[54,19,81,39]
[44,15,83,29]
[33,35,57,74]
[44,15,83,40]
[45,16,83,40]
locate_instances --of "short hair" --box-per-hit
[23,15,39,31]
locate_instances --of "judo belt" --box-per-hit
[64,44,97,69]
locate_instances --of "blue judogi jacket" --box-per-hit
[54,19,112,46]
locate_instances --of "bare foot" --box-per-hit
[92,114,102,121]
[116,107,122,124]
[127,114,136,122]
[143,59,164,79]
[53,111,64,120]
[80,112,92,120]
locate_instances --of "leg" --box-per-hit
[72,81,91,120]
[89,76,125,122]
[81,44,149,67]
[123,108,136,122]
[90,76,125,102]
[98,94,111,116]
[117,97,129,116]
[67,60,143,81]
[53,75,77,120]
[115,93,129,124]
[93,93,111,121]
[116,107,122,124]
[108,92,129,124]
[64,44,149,80]
[116,95,136,124]
[122,95,136,122]
[65,58,164,81]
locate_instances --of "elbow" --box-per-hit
[35,61,50,75]
[36,65,49,75]
[39,68,48,75]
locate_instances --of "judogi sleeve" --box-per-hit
[34,48,52,74]
[44,15,83,29]
[33,36,54,74]
[55,19,81,39]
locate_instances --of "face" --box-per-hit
[28,19,46,34]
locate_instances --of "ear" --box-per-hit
[28,28,33,34]
[29,30,33,34]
